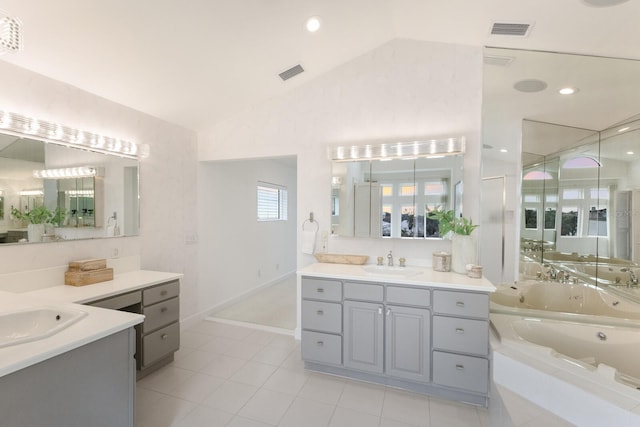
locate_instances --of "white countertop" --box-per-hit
[1,269,183,378]
[26,270,184,304]
[297,263,496,292]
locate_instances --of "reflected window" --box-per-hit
[382,204,392,237]
[524,207,538,229]
[400,183,415,196]
[562,189,583,200]
[588,206,607,236]
[563,156,601,169]
[401,205,415,237]
[544,207,556,229]
[561,207,578,236]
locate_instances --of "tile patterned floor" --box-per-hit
[135,320,491,427]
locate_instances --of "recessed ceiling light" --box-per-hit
[618,127,630,132]
[513,79,547,93]
[627,151,635,155]
[558,87,578,95]
[500,148,508,153]
[306,16,321,32]
[581,0,630,7]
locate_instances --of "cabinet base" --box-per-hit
[304,361,489,408]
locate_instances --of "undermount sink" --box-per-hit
[0,306,88,349]
[363,265,422,278]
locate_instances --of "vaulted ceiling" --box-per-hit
[1,0,639,132]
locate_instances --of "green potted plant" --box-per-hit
[427,208,479,274]
[11,206,65,242]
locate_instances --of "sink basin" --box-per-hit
[363,265,422,278]
[0,306,88,348]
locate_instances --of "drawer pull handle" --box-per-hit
[456,301,465,307]
[317,287,324,293]
[161,334,169,340]
[160,307,168,313]
[386,308,390,316]
[161,290,168,296]
[316,310,324,315]
[316,341,324,346]
[456,328,465,334]
[456,364,464,371]
[378,307,383,315]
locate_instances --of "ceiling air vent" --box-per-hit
[490,21,533,37]
[484,55,514,67]
[279,64,305,81]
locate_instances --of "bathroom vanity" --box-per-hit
[298,263,495,407]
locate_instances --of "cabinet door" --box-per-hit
[343,300,384,374]
[385,305,430,382]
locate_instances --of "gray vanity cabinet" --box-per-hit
[301,277,343,366]
[385,304,430,382]
[343,300,384,373]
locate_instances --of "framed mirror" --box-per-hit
[330,154,463,239]
[0,133,139,244]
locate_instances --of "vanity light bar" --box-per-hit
[329,137,465,162]
[0,110,149,159]
[33,166,103,179]
[19,190,43,196]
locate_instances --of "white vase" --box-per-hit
[451,233,477,274]
[27,223,45,243]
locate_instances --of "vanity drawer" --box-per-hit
[89,290,141,310]
[302,300,342,333]
[302,277,342,302]
[386,286,430,307]
[302,331,342,366]
[142,297,180,334]
[432,351,489,394]
[142,322,180,367]
[433,290,489,319]
[143,280,180,306]
[432,316,489,356]
[344,282,383,302]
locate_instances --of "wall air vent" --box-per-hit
[279,64,305,81]
[490,21,533,37]
[484,55,514,67]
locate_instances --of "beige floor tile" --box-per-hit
[262,366,310,395]
[167,372,225,403]
[329,406,381,427]
[280,347,306,372]
[244,329,278,346]
[171,349,218,371]
[225,415,273,427]
[229,360,278,387]
[279,396,336,427]
[238,388,296,425]
[223,339,269,360]
[298,373,347,405]
[137,365,195,394]
[200,380,259,414]
[136,395,196,427]
[379,417,420,427]
[180,330,215,349]
[251,341,297,366]
[197,335,240,355]
[338,380,386,416]
[428,397,481,427]
[173,404,234,427]
[382,388,430,427]
[199,353,247,378]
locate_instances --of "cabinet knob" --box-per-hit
[378,307,383,315]
[316,341,324,346]
[456,301,465,308]
[316,310,324,315]
[456,328,465,334]
[160,307,168,313]
[385,308,390,316]
[316,287,324,293]
[161,290,168,296]
[456,364,465,371]
[161,334,169,340]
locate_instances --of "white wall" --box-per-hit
[198,157,297,310]
[0,60,200,322]
[199,39,483,268]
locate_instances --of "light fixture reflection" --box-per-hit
[330,138,465,162]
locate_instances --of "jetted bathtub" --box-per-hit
[490,280,640,326]
[491,313,640,427]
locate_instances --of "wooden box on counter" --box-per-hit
[65,258,113,286]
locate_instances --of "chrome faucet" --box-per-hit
[622,268,638,287]
[387,250,394,267]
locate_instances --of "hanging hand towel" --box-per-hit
[302,230,317,254]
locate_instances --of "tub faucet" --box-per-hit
[387,250,394,267]
[622,268,638,287]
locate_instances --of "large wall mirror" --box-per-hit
[331,155,463,239]
[482,46,640,290]
[0,132,139,244]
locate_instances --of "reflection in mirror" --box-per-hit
[331,154,462,239]
[0,133,139,244]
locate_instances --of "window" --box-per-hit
[257,182,288,221]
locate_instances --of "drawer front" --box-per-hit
[89,290,141,310]
[432,351,489,394]
[302,277,342,302]
[302,300,342,333]
[344,282,383,302]
[142,322,180,367]
[302,331,342,365]
[433,290,489,319]
[386,286,430,307]
[143,297,180,334]
[143,280,180,306]
[432,316,489,356]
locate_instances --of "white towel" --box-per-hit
[302,230,316,254]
